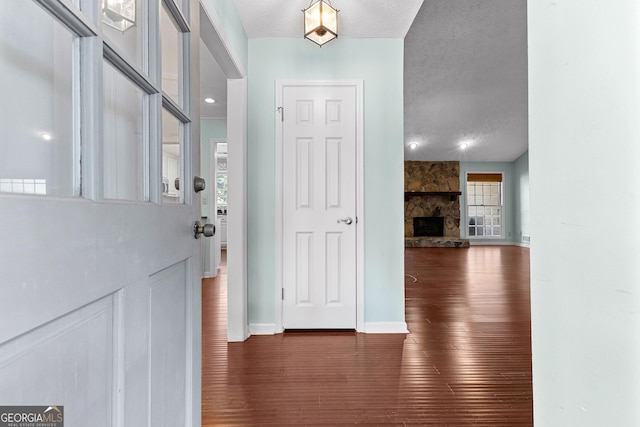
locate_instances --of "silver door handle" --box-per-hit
[194,221,215,239]
[337,217,353,225]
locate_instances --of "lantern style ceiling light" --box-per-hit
[102,0,136,32]
[303,0,339,47]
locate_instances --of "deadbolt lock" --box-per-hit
[194,176,206,193]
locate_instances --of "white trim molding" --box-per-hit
[363,322,409,334]
[249,323,280,335]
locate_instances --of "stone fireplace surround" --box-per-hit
[404,161,470,248]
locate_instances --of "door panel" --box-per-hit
[0,295,115,427]
[282,84,357,329]
[149,262,188,427]
[0,0,201,425]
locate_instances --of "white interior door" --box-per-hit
[0,1,202,425]
[281,83,358,329]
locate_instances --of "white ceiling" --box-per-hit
[233,0,423,39]
[206,0,528,162]
[199,40,227,119]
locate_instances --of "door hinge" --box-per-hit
[281,288,284,300]
[277,106,283,122]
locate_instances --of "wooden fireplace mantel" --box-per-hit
[404,191,462,202]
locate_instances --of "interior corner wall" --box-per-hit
[247,38,406,326]
[529,1,640,425]
[200,118,227,210]
[513,151,529,246]
[459,161,515,243]
[202,0,248,70]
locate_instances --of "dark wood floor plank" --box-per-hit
[203,246,533,426]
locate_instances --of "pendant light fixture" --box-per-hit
[102,0,136,32]
[303,0,339,47]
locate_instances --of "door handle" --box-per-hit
[194,221,215,239]
[337,217,353,225]
[194,176,206,193]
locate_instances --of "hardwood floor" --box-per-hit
[202,246,532,426]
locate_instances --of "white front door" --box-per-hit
[0,1,202,426]
[280,83,359,329]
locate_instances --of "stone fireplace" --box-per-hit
[413,217,444,237]
[404,161,470,248]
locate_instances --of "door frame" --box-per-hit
[274,80,365,333]
[199,1,249,342]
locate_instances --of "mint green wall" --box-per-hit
[247,38,406,325]
[460,161,516,243]
[200,118,227,210]
[203,0,248,70]
[202,118,227,140]
[513,151,529,245]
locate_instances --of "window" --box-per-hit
[0,0,77,197]
[162,109,182,203]
[2,0,192,204]
[160,0,191,204]
[103,60,145,201]
[216,154,227,206]
[467,173,503,238]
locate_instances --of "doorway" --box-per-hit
[275,80,365,331]
[199,0,248,342]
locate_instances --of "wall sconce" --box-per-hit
[303,0,339,47]
[102,0,136,32]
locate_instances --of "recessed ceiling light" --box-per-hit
[204,98,215,104]
[460,142,468,150]
[41,133,53,141]
[409,142,418,150]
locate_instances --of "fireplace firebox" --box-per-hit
[413,217,444,237]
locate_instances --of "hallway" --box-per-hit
[202,246,532,425]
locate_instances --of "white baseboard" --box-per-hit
[362,322,409,334]
[469,240,514,246]
[249,323,279,335]
[515,242,530,248]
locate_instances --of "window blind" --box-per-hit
[467,173,502,182]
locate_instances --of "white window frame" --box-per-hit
[465,172,505,239]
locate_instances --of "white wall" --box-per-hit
[529,1,640,425]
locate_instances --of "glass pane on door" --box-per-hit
[103,61,145,201]
[160,4,182,107]
[162,109,182,204]
[0,0,77,197]
[101,0,142,69]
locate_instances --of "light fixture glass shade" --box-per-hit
[102,0,136,32]
[303,0,338,46]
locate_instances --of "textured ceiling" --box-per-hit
[226,0,528,162]
[404,0,528,162]
[233,0,423,39]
